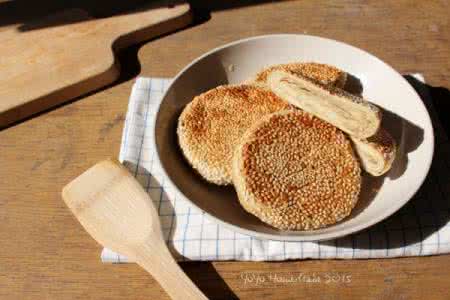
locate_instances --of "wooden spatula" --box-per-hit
[62,159,207,300]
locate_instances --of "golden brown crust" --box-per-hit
[177,85,291,185]
[232,110,361,230]
[252,62,347,88]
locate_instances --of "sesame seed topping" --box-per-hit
[233,110,361,230]
[178,84,291,185]
[254,62,347,88]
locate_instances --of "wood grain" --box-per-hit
[0,2,192,128]
[1,1,449,299]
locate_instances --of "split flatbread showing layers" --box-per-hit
[250,62,347,88]
[267,69,382,139]
[232,110,361,230]
[351,128,397,176]
[253,62,395,175]
[177,85,290,185]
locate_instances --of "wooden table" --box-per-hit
[1,1,449,299]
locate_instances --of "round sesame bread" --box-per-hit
[177,85,291,185]
[232,110,362,230]
[249,62,347,88]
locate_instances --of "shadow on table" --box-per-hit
[405,75,450,143]
[0,0,280,31]
[183,262,239,300]
[323,76,450,250]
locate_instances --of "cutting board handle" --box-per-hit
[0,2,192,128]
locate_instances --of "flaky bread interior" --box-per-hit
[351,128,397,176]
[267,70,382,139]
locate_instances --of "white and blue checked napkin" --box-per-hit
[102,74,450,262]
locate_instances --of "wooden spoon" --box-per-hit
[62,159,207,300]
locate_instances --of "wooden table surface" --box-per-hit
[1,1,449,299]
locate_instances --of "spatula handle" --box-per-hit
[134,239,208,300]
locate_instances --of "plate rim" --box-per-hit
[152,34,435,242]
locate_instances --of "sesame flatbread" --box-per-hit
[232,110,361,230]
[177,85,290,185]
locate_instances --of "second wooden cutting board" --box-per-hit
[0,2,192,128]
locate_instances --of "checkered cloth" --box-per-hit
[102,74,450,262]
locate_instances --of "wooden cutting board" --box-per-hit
[0,2,192,128]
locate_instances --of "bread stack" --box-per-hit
[177,62,396,230]
[264,65,396,176]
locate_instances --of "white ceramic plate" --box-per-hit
[153,34,434,241]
